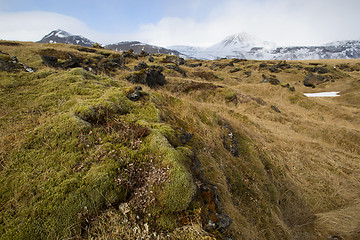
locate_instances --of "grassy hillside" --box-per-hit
[0,40,359,239]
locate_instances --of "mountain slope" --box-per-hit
[171,33,360,60]
[1,40,360,240]
[38,29,95,47]
[105,41,181,55]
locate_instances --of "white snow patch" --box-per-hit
[304,92,340,97]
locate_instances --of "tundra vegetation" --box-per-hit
[0,41,360,240]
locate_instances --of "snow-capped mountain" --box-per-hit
[170,33,277,60]
[170,33,360,60]
[38,29,95,47]
[104,41,181,55]
[208,33,276,51]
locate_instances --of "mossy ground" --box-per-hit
[1,41,360,239]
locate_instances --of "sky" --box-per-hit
[0,0,359,47]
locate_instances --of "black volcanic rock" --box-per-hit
[126,66,166,88]
[304,73,320,88]
[41,55,58,68]
[1,51,34,72]
[38,29,95,47]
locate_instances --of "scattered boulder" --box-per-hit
[244,71,252,77]
[269,60,292,73]
[122,49,138,59]
[62,53,81,69]
[41,55,58,68]
[148,56,155,62]
[230,58,245,64]
[164,64,187,77]
[271,105,281,113]
[304,73,320,88]
[269,65,281,73]
[269,77,280,85]
[304,65,330,74]
[179,128,193,145]
[259,63,268,69]
[262,74,280,85]
[139,50,149,57]
[134,61,149,71]
[229,67,241,73]
[0,51,34,72]
[336,63,359,72]
[126,86,143,101]
[98,58,122,73]
[126,66,166,88]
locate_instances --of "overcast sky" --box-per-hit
[0,0,359,47]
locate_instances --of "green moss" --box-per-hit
[74,88,134,124]
[0,112,123,239]
[147,130,196,213]
[125,98,160,124]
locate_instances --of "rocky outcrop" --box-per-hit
[41,55,58,68]
[262,74,280,85]
[191,151,232,232]
[126,66,166,88]
[303,73,335,88]
[0,51,34,72]
[134,62,149,71]
[220,123,239,157]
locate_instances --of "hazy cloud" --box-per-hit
[0,0,359,47]
[137,0,360,47]
[0,11,91,41]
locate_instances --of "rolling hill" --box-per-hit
[1,40,360,239]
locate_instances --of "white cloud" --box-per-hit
[0,0,359,48]
[134,0,360,47]
[0,11,92,41]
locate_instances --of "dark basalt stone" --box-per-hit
[41,55,58,68]
[126,86,143,101]
[191,151,232,233]
[134,62,149,71]
[126,66,166,88]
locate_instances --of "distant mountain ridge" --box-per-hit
[171,33,360,60]
[105,41,181,55]
[38,29,180,56]
[38,30,360,60]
